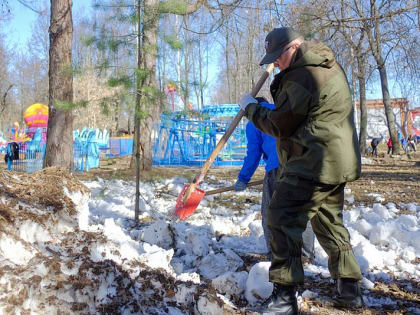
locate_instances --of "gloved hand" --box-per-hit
[234,180,247,191]
[239,93,257,111]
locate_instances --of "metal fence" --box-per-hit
[1,104,258,173]
[2,141,46,173]
[152,105,248,166]
[104,137,133,158]
[1,136,134,173]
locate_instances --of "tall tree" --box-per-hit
[291,0,418,154]
[295,0,372,153]
[212,1,275,104]
[44,0,74,169]
[92,0,242,168]
[351,0,417,154]
[132,0,209,221]
[132,0,222,171]
[0,34,14,132]
[90,0,242,220]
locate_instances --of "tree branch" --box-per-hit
[1,84,14,114]
[16,0,44,15]
[308,3,418,26]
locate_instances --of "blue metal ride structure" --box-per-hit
[73,127,109,172]
[153,104,248,166]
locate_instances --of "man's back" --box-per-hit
[252,40,361,184]
[371,138,381,147]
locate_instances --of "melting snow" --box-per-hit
[0,167,419,314]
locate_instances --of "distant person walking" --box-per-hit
[407,134,417,152]
[387,137,392,155]
[371,137,382,157]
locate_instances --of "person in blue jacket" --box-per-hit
[370,137,382,157]
[234,97,315,260]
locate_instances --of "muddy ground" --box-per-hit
[75,150,420,209]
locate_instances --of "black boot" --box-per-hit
[262,283,298,315]
[334,278,364,308]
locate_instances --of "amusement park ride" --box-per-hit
[164,82,194,111]
[2,103,49,173]
[1,84,253,172]
[153,83,248,166]
[2,103,112,173]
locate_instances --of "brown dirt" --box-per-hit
[0,167,89,231]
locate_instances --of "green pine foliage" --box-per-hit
[163,34,183,50]
[158,0,188,15]
[107,75,133,89]
[55,100,89,110]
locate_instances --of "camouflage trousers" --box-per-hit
[262,169,315,260]
[267,175,362,285]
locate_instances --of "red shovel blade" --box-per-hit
[174,184,205,220]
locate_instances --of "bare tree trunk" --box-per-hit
[233,44,239,102]
[363,0,401,154]
[198,37,204,109]
[114,107,119,135]
[418,0,420,30]
[378,64,400,154]
[183,55,190,109]
[130,0,159,171]
[176,15,182,97]
[182,23,191,109]
[357,56,368,154]
[134,0,142,222]
[0,85,13,132]
[44,0,74,170]
[1,84,13,115]
[224,29,232,103]
[130,0,206,174]
[358,75,368,154]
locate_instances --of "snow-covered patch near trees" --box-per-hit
[0,167,419,314]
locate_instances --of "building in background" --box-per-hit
[354,98,418,138]
[409,108,420,137]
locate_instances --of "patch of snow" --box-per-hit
[0,237,34,265]
[140,220,173,249]
[198,249,243,279]
[212,271,248,299]
[301,289,318,299]
[245,262,273,305]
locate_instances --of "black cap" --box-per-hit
[260,27,302,66]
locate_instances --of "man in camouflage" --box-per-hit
[239,27,364,314]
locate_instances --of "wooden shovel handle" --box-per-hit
[183,64,275,203]
[205,179,264,196]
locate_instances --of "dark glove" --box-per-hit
[234,180,247,191]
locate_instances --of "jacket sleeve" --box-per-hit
[237,122,263,183]
[245,80,311,138]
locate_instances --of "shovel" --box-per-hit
[174,180,264,220]
[205,179,263,196]
[172,180,263,220]
[174,63,275,220]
